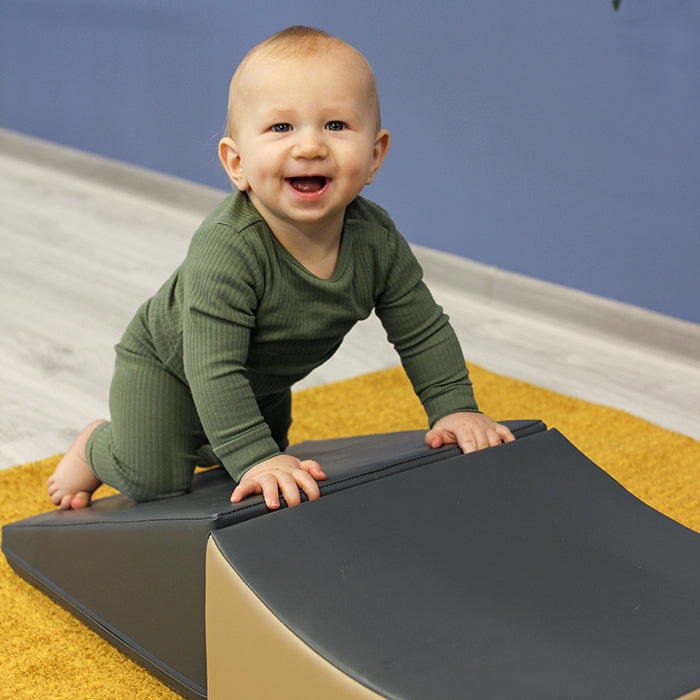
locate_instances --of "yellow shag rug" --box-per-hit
[1,364,699,699]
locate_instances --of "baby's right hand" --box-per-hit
[230,454,327,510]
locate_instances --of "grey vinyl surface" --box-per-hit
[213,429,700,700]
[1,421,544,699]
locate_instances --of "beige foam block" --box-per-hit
[206,537,385,700]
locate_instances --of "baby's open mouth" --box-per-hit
[288,176,328,193]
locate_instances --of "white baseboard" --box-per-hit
[414,245,699,365]
[0,126,225,213]
[3,126,697,366]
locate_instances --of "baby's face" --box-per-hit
[221,46,389,238]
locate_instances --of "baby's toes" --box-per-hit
[48,487,63,505]
[70,492,91,509]
[59,492,75,510]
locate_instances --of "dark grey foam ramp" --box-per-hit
[1,420,544,699]
[206,429,700,700]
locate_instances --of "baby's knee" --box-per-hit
[88,424,197,501]
[119,467,193,502]
[106,453,193,502]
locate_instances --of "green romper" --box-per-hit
[86,192,478,501]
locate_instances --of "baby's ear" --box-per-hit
[366,129,390,185]
[219,137,249,191]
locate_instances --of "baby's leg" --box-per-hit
[47,419,106,509]
[84,345,207,502]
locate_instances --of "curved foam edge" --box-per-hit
[206,537,385,700]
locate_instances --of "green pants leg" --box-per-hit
[85,344,291,502]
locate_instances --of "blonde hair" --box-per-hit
[224,26,381,138]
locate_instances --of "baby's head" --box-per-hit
[218,26,390,236]
[224,26,382,140]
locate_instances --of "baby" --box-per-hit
[47,26,514,512]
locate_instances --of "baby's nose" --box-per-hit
[292,129,328,159]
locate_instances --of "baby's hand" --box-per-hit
[425,412,515,454]
[230,454,327,510]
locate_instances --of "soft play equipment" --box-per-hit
[3,420,700,700]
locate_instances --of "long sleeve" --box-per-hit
[374,232,479,425]
[182,220,283,481]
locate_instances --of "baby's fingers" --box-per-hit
[230,478,262,504]
[230,473,284,509]
[496,423,516,443]
[277,471,305,507]
[460,426,510,452]
[291,468,324,504]
[299,459,327,481]
[454,429,487,453]
[257,470,320,509]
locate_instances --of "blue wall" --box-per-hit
[2,1,698,323]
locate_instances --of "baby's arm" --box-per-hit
[425,412,515,453]
[230,454,327,510]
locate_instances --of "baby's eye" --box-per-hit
[325,121,346,131]
[270,123,292,133]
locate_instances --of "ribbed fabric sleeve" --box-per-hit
[120,192,478,481]
[370,220,478,425]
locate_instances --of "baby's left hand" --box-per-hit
[425,412,515,454]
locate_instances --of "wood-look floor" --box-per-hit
[1,141,698,470]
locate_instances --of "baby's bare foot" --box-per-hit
[47,420,105,509]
